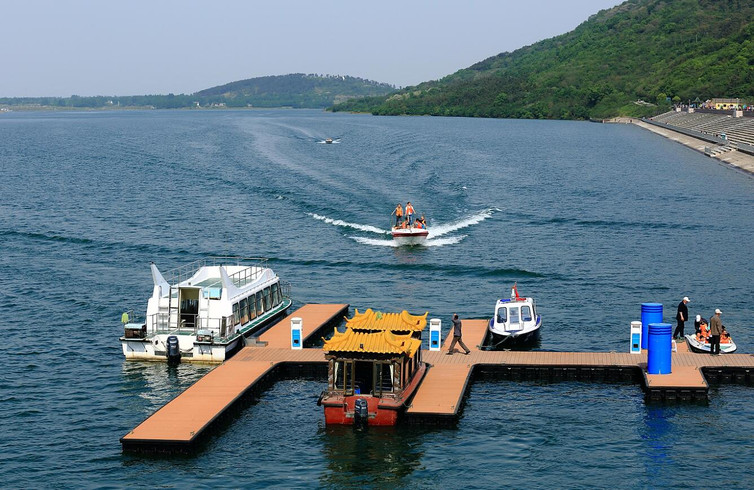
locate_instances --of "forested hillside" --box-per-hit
[0,74,395,110]
[331,0,754,119]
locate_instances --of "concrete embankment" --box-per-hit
[605,117,754,176]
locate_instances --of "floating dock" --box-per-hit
[120,304,346,454]
[122,312,754,453]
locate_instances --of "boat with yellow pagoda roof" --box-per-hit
[318,309,428,426]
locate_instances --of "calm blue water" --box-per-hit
[1,109,753,488]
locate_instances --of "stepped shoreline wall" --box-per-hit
[605,116,754,177]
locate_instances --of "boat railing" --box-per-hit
[147,312,238,340]
[161,256,270,287]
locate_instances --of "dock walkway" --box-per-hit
[121,303,346,453]
[123,314,754,453]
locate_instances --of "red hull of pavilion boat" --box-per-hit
[319,309,428,427]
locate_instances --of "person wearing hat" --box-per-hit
[673,297,690,340]
[709,308,723,355]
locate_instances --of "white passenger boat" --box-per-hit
[684,334,737,354]
[120,257,291,363]
[487,284,541,348]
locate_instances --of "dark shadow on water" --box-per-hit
[318,425,429,487]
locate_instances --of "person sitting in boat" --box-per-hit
[694,315,703,335]
[417,215,426,228]
[399,219,409,229]
[696,318,709,343]
[720,326,731,344]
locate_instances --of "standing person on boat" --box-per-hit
[405,202,415,225]
[709,308,723,355]
[447,314,471,355]
[391,203,403,228]
[674,296,690,340]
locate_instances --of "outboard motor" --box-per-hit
[353,398,368,430]
[166,335,181,364]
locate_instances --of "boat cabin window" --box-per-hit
[521,305,532,322]
[256,292,263,317]
[203,287,222,300]
[509,307,520,324]
[497,307,508,324]
[249,296,257,321]
[232,303,240,326]
[239,298,249,324]
[263,287,271,312]
[354,361,374,395]
[271,283,281,305]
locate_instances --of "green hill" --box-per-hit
[195,73,395,108]
[0,73,395,110]
[331,0,754,120]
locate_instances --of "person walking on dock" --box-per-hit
[674,296,690,340]
[709,308,723,355]
[392,203,403,228]
[447,313,471,355]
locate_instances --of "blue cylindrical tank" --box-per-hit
[647,322,672,375]
[641,303,663,350]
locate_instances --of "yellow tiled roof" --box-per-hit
[345,308,428,332]
[323,328,422,356]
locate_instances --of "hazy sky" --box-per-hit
[2,0,624,97]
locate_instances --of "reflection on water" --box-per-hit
[120,361,214,411]
[319,425,425,487]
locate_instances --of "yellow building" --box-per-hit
[710,98,742,110]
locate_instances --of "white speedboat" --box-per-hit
[391,226,429,246]
[487,285,541,348]
[120,257,291,363]
[684,334,737,354]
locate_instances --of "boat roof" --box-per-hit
[345,308,428,332]
[323,328,422,356]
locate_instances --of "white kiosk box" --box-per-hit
[630,321,642,354]
[291,317,303,350]
[429,318,442,351]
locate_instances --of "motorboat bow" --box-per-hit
[487,284,541,348]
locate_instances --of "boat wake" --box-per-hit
[428,208,497,238]
[307,213,388,235]
[309,208,497,248]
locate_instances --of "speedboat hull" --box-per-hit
[391,228,429,246]
[488,320,541,346]
[684,334,737,354]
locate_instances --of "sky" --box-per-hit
[1,0,624,98]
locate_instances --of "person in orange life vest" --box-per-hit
[400,219,408,229]
[417,215,426,229]
[696,319,709,343]
[391,203,403,227]
[405,202,415,225]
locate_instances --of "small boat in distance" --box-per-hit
[120,257,291,363]
[325,137,333,144]
[318,309,428,427]
[487,283,541,349]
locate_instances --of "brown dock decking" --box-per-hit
[120,303,347,453]
[258,303,349,349]
[407,319,488,417]
[122,313,754,453]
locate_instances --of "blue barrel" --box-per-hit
[647,323,672,375]
[641,303,663,350]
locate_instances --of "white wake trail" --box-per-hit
[308,213,389,235]
[429,208,498,238]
